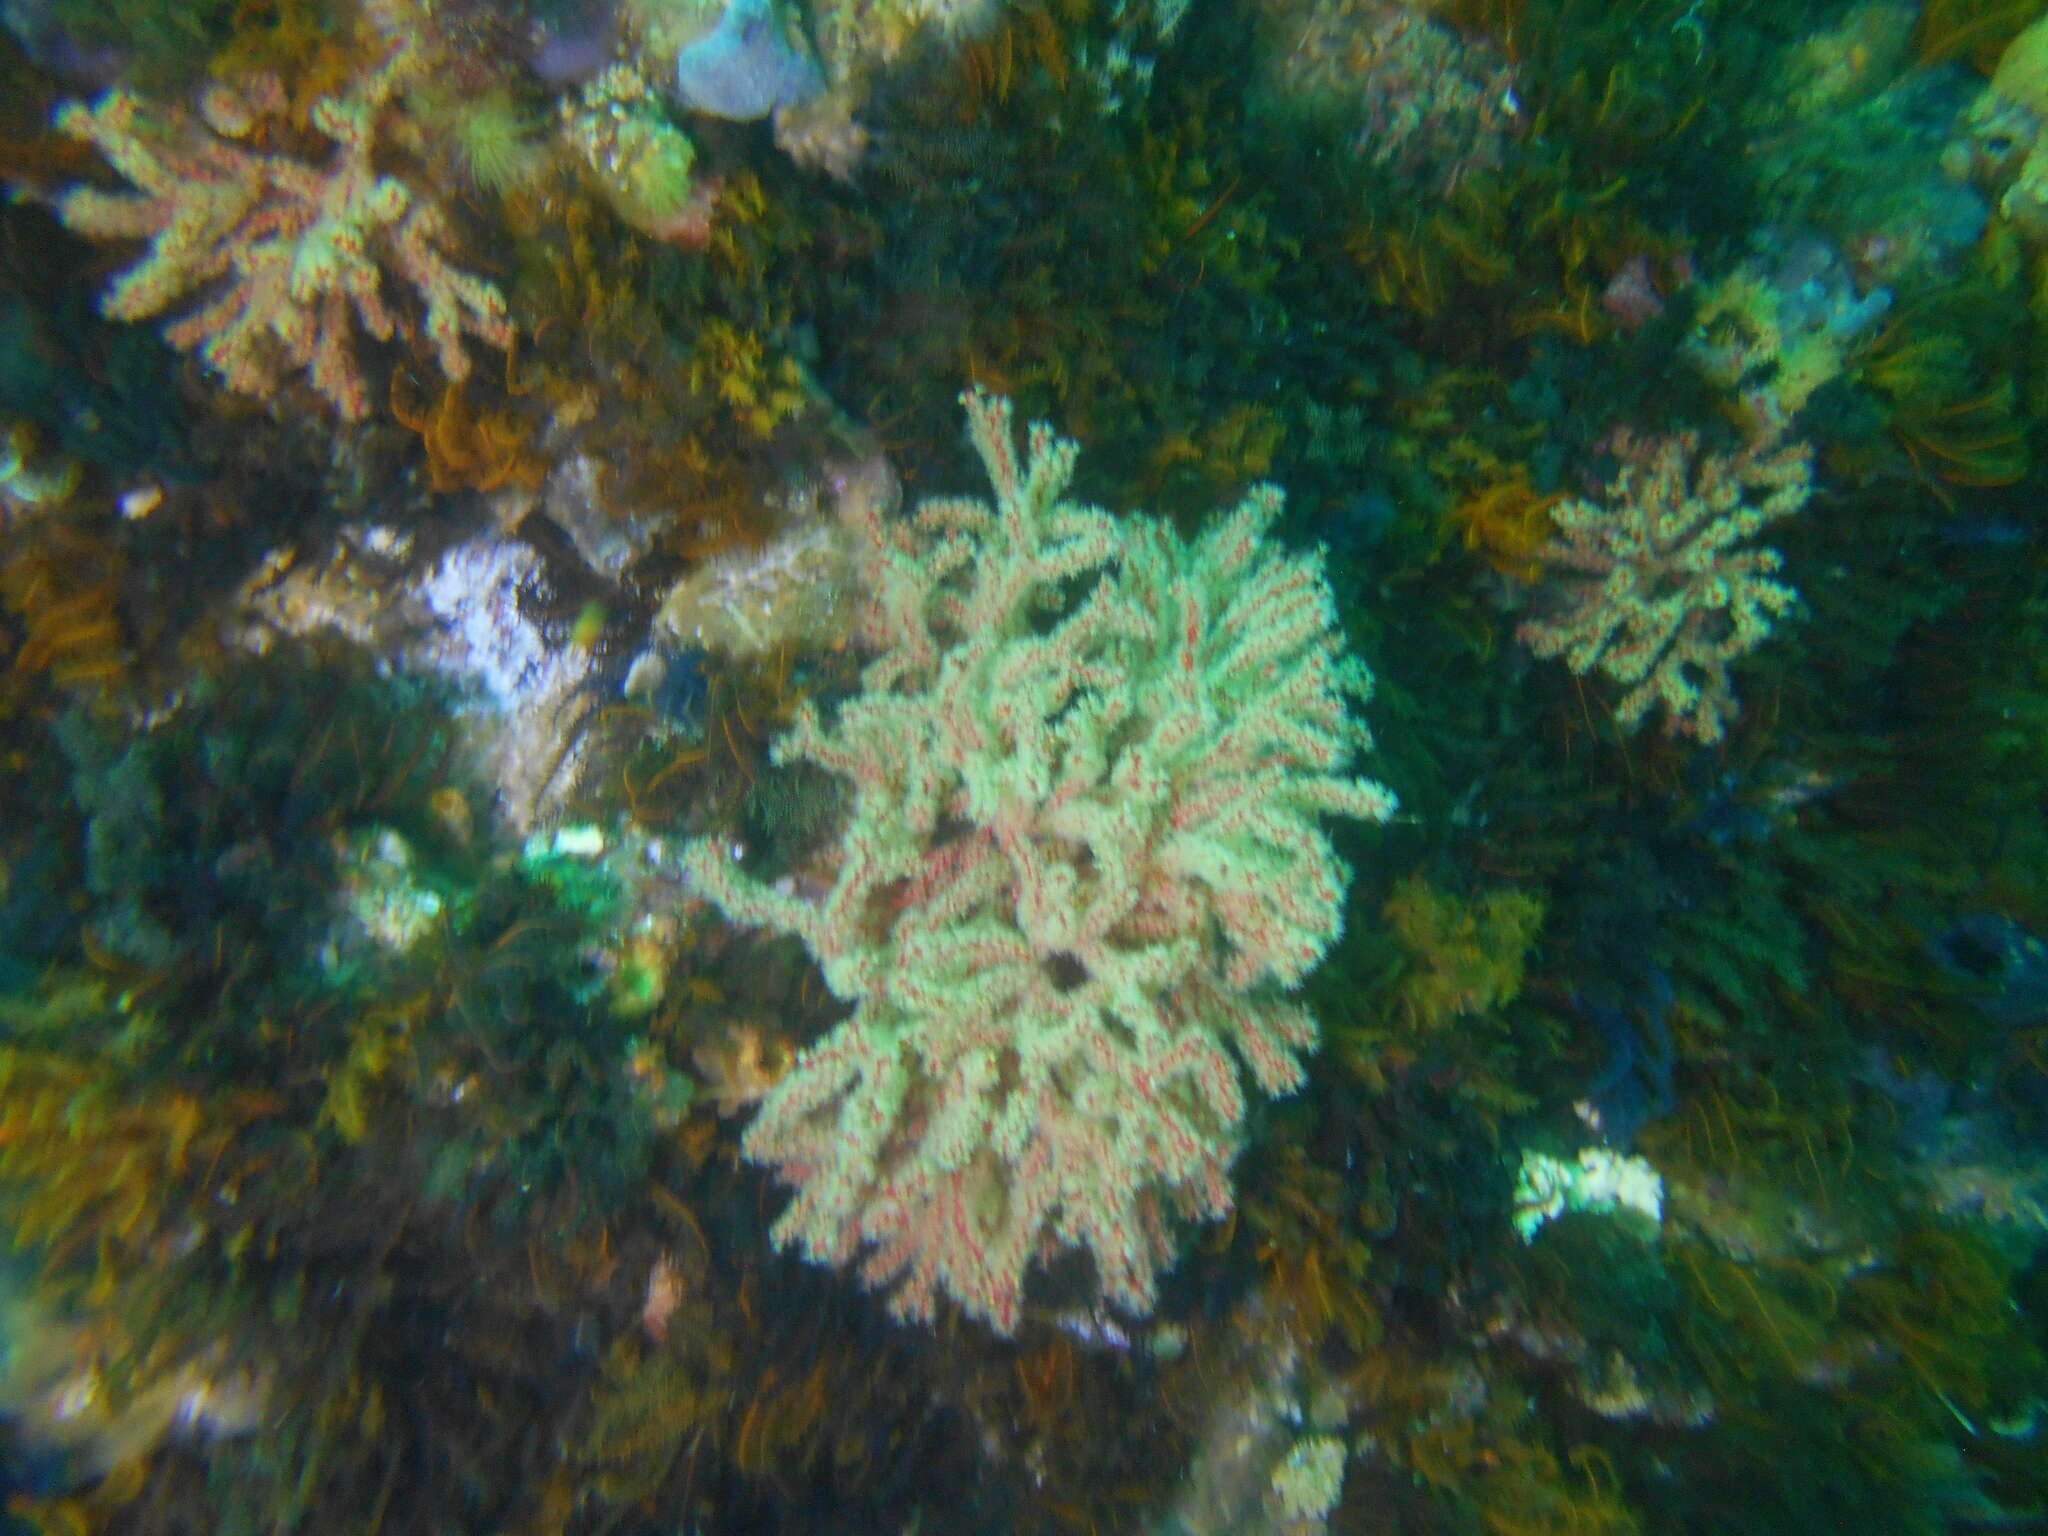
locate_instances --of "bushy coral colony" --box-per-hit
[1517,427,1811,743]
[55,50,513,419]
[4,0,2048,1531]
[684,389,1393,1328]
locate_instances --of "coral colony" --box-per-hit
[56,51,511,420]
[684,390,1393,1328]
[1517,428,1811,744]
[1,0,2047,1533]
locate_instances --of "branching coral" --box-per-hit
[683,391,1394,1330]
[55,55,512,420]
[1518,428,1810,744]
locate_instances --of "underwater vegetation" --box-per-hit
[0,0,2044,1532]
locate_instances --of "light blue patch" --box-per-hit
[673,0,825,121]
